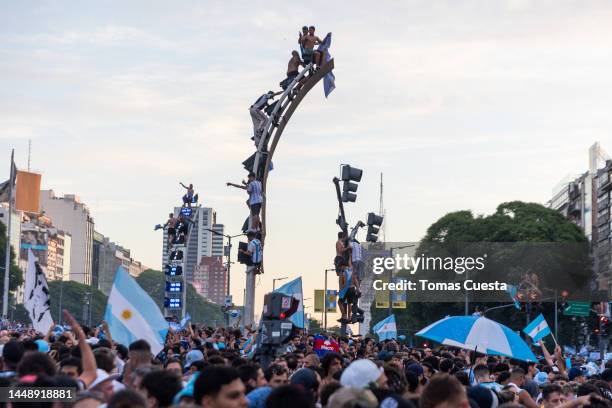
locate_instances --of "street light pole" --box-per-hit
[272,276,288,291]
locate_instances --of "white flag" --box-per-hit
[24,249,54,333]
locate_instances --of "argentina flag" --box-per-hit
[104,267,169,354]
[373,314,397,341]
[317,32,336,97]
[274,277,304,328]
[523,314,551,343]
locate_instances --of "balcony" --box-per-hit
[597,213,610,227]
[568,201,582,215]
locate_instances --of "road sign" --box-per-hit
[564,301,591,317]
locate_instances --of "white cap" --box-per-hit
[340,359,383,388]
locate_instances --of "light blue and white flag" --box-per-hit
[317,32,336,97]
[104,267,169,354]
[506,284,521,310]
[274,277,304,328]
[180,313,191,329]
[373,314,397,341]
[523,314,551,343]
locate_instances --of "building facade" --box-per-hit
[162,207,222,282]
[194,256,227,304]
[93,233,148,295]
[549,143,612,293]
[40,190,94,285]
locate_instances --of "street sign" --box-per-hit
[224,295,233,307]
[564,301,591,317]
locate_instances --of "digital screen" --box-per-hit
[166,281,183,293]
[180,207,193,217]
[165,265,183,276]
[170,250,183,261]
[164,297,182,308]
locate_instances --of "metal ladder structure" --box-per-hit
[164,205,199,319]
[243,59,335,326]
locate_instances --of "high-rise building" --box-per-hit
[212,223,224,257]
[40,190,94,285]
[46,230,71,281]
[0,203,22,258]
[162,207,220,282]
[549,142,612,293]
[93,232,148,295]
[194,256,227,304]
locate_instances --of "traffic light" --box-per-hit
[262,292,299,320]
[341,165,362,202]
[166,281,183,293]
[164,297,182,308]
[366,212,384,242]
[165,265,183,276]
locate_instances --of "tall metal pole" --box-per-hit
[58,279,64,323]
[2,150,15,318]
[554,289,558,340]
[388,248,393,317]
[464,269,469,316]
[324,269,328,331]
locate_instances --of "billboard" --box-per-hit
[21,227,48,250]
[15,171,41,213]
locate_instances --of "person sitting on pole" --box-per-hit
[180,182,195,208]
[240,231,262,275]
[299,26,322,67]
[298,26,308,60]
[227,172,263,232]
[249,91,282,147]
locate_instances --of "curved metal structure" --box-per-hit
[252,59,335,244]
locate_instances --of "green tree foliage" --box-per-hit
[14,269,223,327]
[379,201,593,347]
[0,220,24,296]
[136,269,224,325]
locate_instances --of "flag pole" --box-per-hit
[2,149,15,318]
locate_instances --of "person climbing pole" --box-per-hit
[226,172,263,232]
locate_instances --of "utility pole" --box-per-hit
[2,150,15,318]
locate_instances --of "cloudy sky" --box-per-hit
[2,1,612,315]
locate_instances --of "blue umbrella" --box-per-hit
[416,315,537,362]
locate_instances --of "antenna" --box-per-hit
[28,139,31,171]
[379,172,386,242]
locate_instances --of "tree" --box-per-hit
[0,220,24,313]
[13,280,107,326]
[382,201,594,347]
[136,269,224,325]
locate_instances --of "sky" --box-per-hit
[2,0,612,317]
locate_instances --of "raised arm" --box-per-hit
[539,341,554,367]
[226,182,247,190]
[180,182,188,189]
[63,310,97,388]
[101,320,113,348]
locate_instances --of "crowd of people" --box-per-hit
[3,309,612,408]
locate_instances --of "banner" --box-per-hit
[15,171,41,213]
[375,276,390,308]
[314,290,325,313]
[391,277,407,308]
[313,334,340,357]
[326,290,337,313]
[24,249,54,333]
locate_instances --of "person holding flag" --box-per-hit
[373,315,397,341]
[523,313,553,344]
